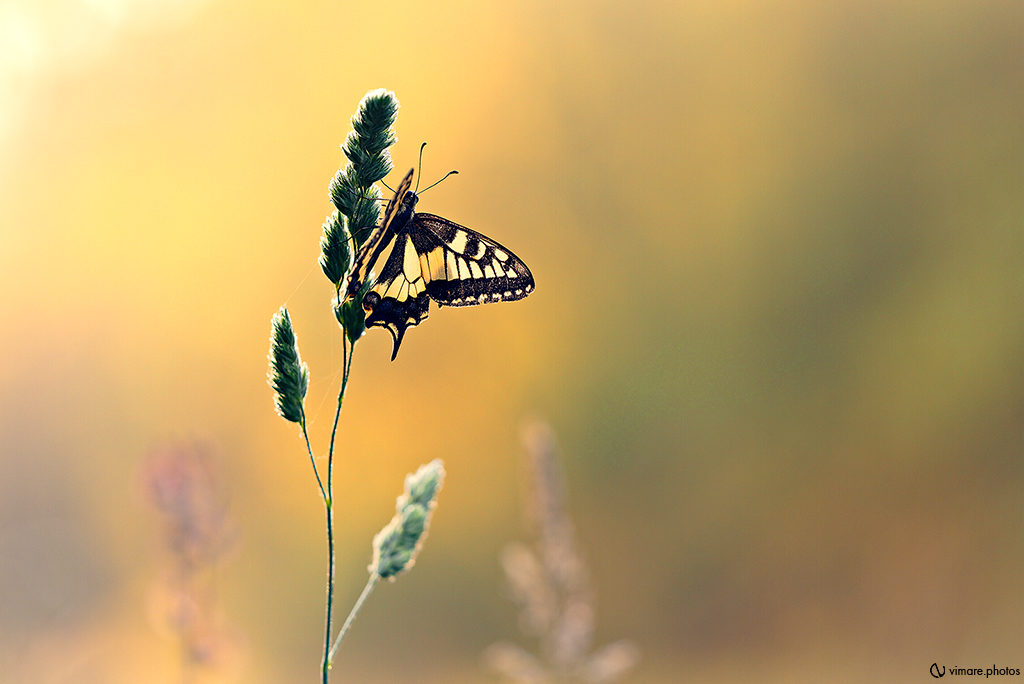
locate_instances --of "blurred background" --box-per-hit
[2,0,1023,682]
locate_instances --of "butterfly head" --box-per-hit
[401,188,419,210]
[392,187,419,227]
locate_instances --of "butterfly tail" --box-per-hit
[363,291,429,361]
[389,325,407,361]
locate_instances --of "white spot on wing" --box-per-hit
[469,261,483,279]
[457,257,471,280]
[449,231,468,254]
[494,248,508,261]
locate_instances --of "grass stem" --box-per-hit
[328,573,379,665]
[322,335,356,682]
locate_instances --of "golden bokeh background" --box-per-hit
[2,0,1023,682]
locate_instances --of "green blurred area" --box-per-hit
[1,0,1022,681]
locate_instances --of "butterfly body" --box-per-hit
[345,169,534,360]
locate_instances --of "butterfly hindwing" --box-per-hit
[412,214,535,307]
[362,230,431,360]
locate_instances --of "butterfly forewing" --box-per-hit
[413,214,535,306]
[345,169,415,301]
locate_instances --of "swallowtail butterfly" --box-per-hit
[344,169,535,360]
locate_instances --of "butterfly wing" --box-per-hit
[411,213,535,306]
[361,229,431,360]
[344,169,415,300]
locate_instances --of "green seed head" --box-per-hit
[319,211,353,287]
[371,459,445,580]
[267,306,308,424]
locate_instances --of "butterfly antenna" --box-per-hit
[379,180,395,193]
[417,169,459,195]
[351,225,379,239]
[414,142,427,194]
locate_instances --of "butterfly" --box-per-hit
[343,168,535,360]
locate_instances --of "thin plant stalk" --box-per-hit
[300,415,327,503]
[321,336,356,684]
[328,573,379,664]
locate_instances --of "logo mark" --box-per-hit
[931,663,946,678]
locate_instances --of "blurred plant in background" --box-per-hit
[485,421,639,683]
[142,441,236,682]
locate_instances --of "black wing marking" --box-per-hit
[411,213,535,307]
